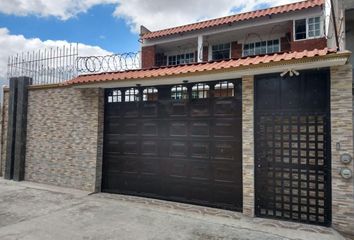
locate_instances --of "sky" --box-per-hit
[0,0,303,87]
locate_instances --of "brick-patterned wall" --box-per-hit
[291,37,327,52]
[141,46,156,69]
[0,91,9,177]
[330,64,354,237]
[231,41,243,59]
[20,87,103,192]
[203,46,209,62]
[242,75,255,217]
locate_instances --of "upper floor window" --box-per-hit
[212,43,231,60]
[295,17,322,40]
[168,53,195,66]
[143,87,158,101]
[125,88,139,102]
[243,39,280,57]
[171,85,188,100]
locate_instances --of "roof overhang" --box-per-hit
[72,52,350,89]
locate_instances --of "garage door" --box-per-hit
[102,80,242,211]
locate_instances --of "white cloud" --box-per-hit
[0,0,119,20]
[114,0,303,32]
[0,0,305,31]
[0,28,112,87]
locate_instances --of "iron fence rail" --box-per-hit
[7,45,141,86]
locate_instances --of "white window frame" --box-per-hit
[167,52,195,66]
[210,43,231,61]
[293,15,324,41]
[242,38,281,57]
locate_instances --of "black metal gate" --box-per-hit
[102,80,242,211]
[254,69,331,226]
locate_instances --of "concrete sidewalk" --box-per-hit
[0,178,346,240]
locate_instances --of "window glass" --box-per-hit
[171,85,188,100]
[212,43,231,60]
[308,17,321,38]
[107,90,122,103]
[243,40,279,57]
[214,81,234,97]
[143,87,158,101]
[295,19,307,40]
[125,88,139,102]
[168,52,195,66]
[192,83,210,99]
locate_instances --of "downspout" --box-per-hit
[330,0,340,50]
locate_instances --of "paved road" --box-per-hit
[0,178,345,240]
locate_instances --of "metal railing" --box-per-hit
[7,45,141,85]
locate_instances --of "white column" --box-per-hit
[197,35,204,62]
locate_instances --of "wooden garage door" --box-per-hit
[102,80,242,211]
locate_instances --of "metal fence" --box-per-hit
[7,44,141,85]
[7,44,79,85]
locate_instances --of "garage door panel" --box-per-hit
[213,161,241,183]
[169,101,188,116]
[190,99,210,117]
[190,121,210,137]
[142,121,159,136]
[213,141,239,160]
[122,141,139,155]
[103,80,242,211]
[188,161,210,180]
[122,121,140,136]
[122,102,139,118]
[169,121,188,137]
[190,142,210,159]
[166,159,188,178]
[169,141,188,158]
[141,102,158,117]
[141,140,159,156]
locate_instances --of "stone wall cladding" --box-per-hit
[0,91,9,177]
[330,64,354,237]
[242,75,255,217]
[24,87,102,192]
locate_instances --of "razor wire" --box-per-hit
[76,52,141,74]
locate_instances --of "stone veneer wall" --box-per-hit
[0,86,104,192]
[242,75,255,217]
[330,64,354,236]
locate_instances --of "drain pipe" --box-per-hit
[330,0,340,51]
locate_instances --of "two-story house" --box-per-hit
[2,0,353,237]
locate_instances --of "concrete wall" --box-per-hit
[330,64,354,236]
[1,86,104,192]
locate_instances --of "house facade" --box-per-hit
[1,0,354,237]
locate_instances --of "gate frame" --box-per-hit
[253,68,332,226]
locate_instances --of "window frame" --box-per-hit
[211,43,231,61]
[167,52,195,66]
[242,39,281,57]
[293,16,323,41]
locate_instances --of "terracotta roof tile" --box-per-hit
[142,0,324,40]
[65,48,339,86]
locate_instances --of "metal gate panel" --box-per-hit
[102,80,242,211]
[254,70,331,226]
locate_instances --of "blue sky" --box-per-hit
[0,4,140,53]
[0,0,300,86]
